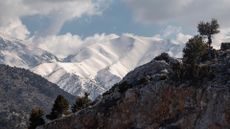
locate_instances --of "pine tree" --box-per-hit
[28,107,45,129]
[71,92,92,113]
[46,95,69,120]
[197,19,220,57]
[183,35,208,65]
[182,35,209,79]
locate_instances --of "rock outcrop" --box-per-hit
[40,46,230,129]
[221,42,230,51]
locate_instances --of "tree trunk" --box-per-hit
[208,35,212,59]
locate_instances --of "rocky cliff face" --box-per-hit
[40,46,230,129]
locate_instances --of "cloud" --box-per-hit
[33,33,83,58]
[171,28,230,49]
[162,25,182,38]
[154,25,192,44]
[33,33,118,58]
[34,28,191,59]
[0,0,111,39]
[125,0,230,47]
[32,25,228,59]
[213,28,230,48]
[160,26,230,48]
[125,0,230,27]
[176,33,192,44]
[0,19,30,40]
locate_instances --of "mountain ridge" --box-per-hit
[0,34,184,99]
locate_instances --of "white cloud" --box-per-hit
[176,33,192,44]
[32,33,118,58]
[155,25,192,44]
[162,25,182,38]
[0,19,30,40]
[125,0,230,47]
[33,30,230,61]
[213,28,230,48]
[172,28,230,49]
[125,0,230,27]
[31,27,229,59]
[0,0,111,38]
[33,33,83,58]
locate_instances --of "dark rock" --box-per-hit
[221,42,230,51]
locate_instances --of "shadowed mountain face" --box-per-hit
[40,47,230,129]
[0,64,75,129]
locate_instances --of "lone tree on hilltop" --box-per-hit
[46,95,69,120]
[197,19,220,49]
[72,92,92,113]
[28,107,45,129]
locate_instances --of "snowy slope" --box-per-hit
[0,35,58,68]
[0,33,184,99]
[32,34,184,99]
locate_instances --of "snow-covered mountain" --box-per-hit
[0,33,184,99]
[0,36,58,68]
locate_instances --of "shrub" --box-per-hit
[154,53,170,63]
[28,107,45,129]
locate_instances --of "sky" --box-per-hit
[0,0,230,57]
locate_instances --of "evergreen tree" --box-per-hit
[46,95,69,120]
[71,92,92,113]
[182,35,209,79]
[28,107,45,129]
[183,35,208,65]
[197,19,220,56]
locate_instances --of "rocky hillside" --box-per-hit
[40,44,230,129]
[0,64,75,129]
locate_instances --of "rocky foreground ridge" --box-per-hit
[40,44,230,129]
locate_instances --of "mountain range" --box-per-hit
[0,33,184,99]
